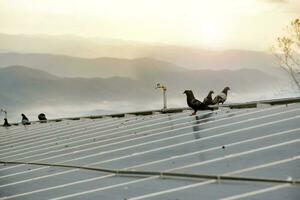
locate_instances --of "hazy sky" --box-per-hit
[0,0,299,50]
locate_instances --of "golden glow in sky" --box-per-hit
[0,0,299,50]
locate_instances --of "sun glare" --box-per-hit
[0,0,297,50]
[200,23,219,42]
[193,22,227,48]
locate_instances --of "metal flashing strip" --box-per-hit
[0,156,299,200]
[1,161,299,185]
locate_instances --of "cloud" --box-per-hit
[260,0,300,13]
[260,0,288,3]
[283,1,300,13]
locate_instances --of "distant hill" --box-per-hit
[0,52,282,80]
[0,53,185,78]
[0,65,279,109]
[0,66,141,107]
[0,64,282,122]
[0,65,59,80]
[0,33,280,74]
[0,34,290,122]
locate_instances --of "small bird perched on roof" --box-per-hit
[21,114,31,125]
[203,90,214,106]
[212,87,230,105]
[38,113,47,122]
[3,118,11,127]
[183,90,213,115]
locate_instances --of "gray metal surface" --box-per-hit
[0,102,299,200]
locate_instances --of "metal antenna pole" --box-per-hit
[155,83,167,110]
[0,108,7,118]
[162,86,167,109]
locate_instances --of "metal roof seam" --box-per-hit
[39,111,300,165]
[0,101,299,200]
[1,109,235,161]
[220,184,291,200]
[0,107,298,174]
[0,110,216,158]
[0,109,201,154]
[1,154,298,200]
[0,106,287,161]
[0,124,298,188]
[0,161,299,185]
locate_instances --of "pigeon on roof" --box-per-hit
[203,90,214,106]
[21,114,31,125]
[183,90,213,115]
[3,118,11,127]
[213,87,230,105]
[38,113,47,122]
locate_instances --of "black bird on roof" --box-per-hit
[21,114,31,125]
[38,113,47,123]
[203,90,214,106]
[183,90,213,115]
[3,118,11,127]
[212,87,230,105]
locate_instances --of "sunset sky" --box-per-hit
[0,0,299,50]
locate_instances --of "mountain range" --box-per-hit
[0,33,288,121]
[0,53,185,78]
[0,63,279,111]
[0,33,282,75]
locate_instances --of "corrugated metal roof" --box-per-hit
[0,100,300,200]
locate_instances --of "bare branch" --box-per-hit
[272,19,300,91]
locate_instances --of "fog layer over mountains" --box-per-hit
[0,34,296,122]
[0,57,282,122]
[0,33,280,73]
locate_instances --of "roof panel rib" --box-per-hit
[1,100,299,200]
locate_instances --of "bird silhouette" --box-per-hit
[3,118,11,127]
[213,87,230,105]
[184,90,213,115]
[203,90,214,106]
[38,113,47,123]
[21,114,31,125]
